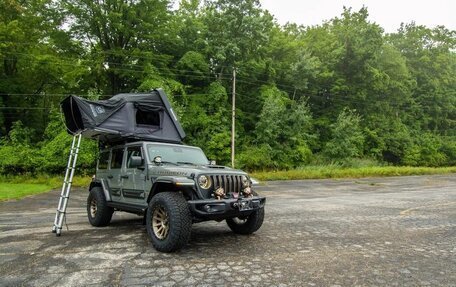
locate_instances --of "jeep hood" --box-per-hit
[149,164,248,178]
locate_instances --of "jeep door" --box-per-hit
[121,145,148,207]
[107,147,124,201]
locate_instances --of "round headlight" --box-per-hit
[198,175,212,189]
[241,175,250,187]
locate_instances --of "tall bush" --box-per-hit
[324,108,364,161]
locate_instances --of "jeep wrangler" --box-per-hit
[88,141,266,252]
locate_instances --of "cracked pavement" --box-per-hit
[1,174,455,286]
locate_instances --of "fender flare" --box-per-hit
[147,176,199,202]
[89,179,112,202]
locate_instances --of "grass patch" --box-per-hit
[0,175,91,201]
[0,183,53,201]
[251,166,456,181]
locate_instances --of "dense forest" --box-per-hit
[0,0,455,174]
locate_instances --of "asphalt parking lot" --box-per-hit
[1,174,455,286]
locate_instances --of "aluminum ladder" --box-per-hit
[52,133,82,236]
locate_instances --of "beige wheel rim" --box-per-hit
[233,217,247,225]
[152,206,169,240]
[90,198,97,218]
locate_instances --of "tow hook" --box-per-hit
[233,200,250,210]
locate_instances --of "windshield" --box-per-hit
[147,144,209,165]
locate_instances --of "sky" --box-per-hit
[259,0,456,33]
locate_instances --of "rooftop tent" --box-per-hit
[60,89,186,144]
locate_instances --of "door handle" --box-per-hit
[107,175,113,179]
[120,175,129,179]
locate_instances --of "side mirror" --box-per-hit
[153,156,162,165]
[209,160,216,165]
[130,156,143,168]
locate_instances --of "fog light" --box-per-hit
[214,187,225,200]
[243,186,252,197]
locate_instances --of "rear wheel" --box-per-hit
[146,192,192,252]
[226,207,264,235]
[87,186,114,227]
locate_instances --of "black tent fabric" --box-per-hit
[61,89,186,144]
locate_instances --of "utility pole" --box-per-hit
[231,67,236,168]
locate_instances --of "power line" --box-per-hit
[2,51,224,78]
[3,55,227,82]
[0,107,47,110]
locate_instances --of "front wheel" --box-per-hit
[146,192,192,252]
[226,207,265,235]
[87,187,114,227]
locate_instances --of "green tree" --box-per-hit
[389,23,456,135]
[251,86,314,169]
[0,0,87,136]
[324,108,364,161]
[203,0,273,78]
[61,0,172,94]
[180,82,231,163]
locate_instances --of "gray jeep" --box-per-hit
[88,141,266,252]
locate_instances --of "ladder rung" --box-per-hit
[57,209,66,213]
[60,196,69,199]
[64,181,72,184]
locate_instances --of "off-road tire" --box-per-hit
[87,186,114,227]
[226,206,265,235]
[146,192,192,252]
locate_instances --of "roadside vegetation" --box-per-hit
[0,176,91,201]
[0,183,52,201]
[251,166,456,181]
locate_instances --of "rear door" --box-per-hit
[96,150,110,181]
[107,147,124,201]
[121,145,148,207]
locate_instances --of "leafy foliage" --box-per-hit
[0,2,455,174]
[324,108,364,162]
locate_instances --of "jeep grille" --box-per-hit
[209,175,243,194]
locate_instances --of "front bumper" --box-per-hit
[188,196,266,220]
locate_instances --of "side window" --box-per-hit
[111,148,124,169]
[98,151,110,170]
[126,146,143,168]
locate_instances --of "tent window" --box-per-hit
[136,110,160,126]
